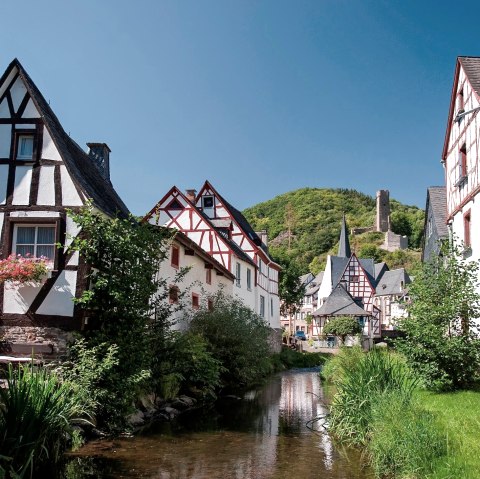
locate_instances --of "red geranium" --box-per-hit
[0,254,49,284]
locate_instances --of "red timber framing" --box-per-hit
[194,181,280,296]
[442,58,480,220]
[144,186,243,272]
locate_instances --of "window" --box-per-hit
[169,286,179,304]
[16,134,34,160]
[247,268,252,290]
[464,211,471,248]
[427,218,433,238]
[236,262,241,287]
[206,268,212,285]
[202,196,214,209]
[457,88,464,112]
[208,298,214,311]
[351,275,360,283]
[457,144,467,186]
[192,293,200,309]
[13,225,55,260]
[270,298,273,316]
[171,245,180,268]
[260,295,265,317]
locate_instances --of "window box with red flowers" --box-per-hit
[0,254,50,286]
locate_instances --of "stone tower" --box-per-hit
[376,190,390,232]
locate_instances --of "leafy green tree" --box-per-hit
[323,316,362,344]
[67,205,174,430]
[358,244,383,263]
[188,292,272,388]
[396,242,480,391]
[278,258,305,318]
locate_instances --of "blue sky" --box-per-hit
[0,0,477,214]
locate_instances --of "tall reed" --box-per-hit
[329,349,417,444]
[0,363,90,478]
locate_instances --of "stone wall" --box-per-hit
[382,230,408,252]
[0,326,73,357]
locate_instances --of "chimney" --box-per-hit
[185,189,197,203]
[376,190,390,233]
[87,143,110,180]
[256,230,268,248]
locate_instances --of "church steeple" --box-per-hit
[338,214,351,258]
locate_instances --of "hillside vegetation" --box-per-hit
[243,188,424,273]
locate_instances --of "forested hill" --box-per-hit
[243,188,424,274]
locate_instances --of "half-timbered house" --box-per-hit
[158,230,235,328]
[442,57,480,271]
[145,187,257,312]
[145,182,281,330]
[0,59,129,357]
[195,181,281,329]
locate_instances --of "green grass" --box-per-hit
[272,347,330,370]
[418,390,480,478]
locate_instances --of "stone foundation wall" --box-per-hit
[0,326,73,357]
[268,328,283,353]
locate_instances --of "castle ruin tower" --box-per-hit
[376,190,390,232]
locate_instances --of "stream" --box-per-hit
[64,369,372,478]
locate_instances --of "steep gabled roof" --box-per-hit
[338,214,351,257]
[145,186,255,267]
[313,284,369,317]
[426,186,448,238]
[375,268,410,297]
[374,262,389,282]
[442,56,480,161]
[3,59,129,218]
[200,181,279,267]
[459,57,480,97]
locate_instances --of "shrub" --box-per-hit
[0,364,91,477]
[276,348,328,369]
[323,316,362,344]
[320,345,364,382]
[397,241,480,391]
[154,331,223,399]
[189,292,271,388]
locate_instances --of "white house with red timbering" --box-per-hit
[442,57,480,293]
[145,182,281,329]
[158,230,235,328]
[0,59,129,359]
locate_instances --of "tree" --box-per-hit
[279,258,305,318]
[396,241,480,391]
[323,316,362,344]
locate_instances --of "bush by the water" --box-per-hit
[0,364,90,478]
[327,348,451,478]
[274,347,328,369]
[189,293,272,389]
[320,346,364,382]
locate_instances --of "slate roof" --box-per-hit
[374,262,389,282]
[300,273,314,286]
[305,272,323,296]
[375,268,411,297]
[459,57,480,97]
[313,284,369,317]
[6,59,130,218]
[338,215,351,257]
[426,186,448,238]
[207,183,278,264]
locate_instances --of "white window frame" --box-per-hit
[236,262,241,287]
[12,224,56,263]
[202,195,214,209]
[16,134,34,160]
[259,295,265,318]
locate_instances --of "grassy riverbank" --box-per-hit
[419,390,480,478]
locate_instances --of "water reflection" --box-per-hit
[65,369,371,479]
